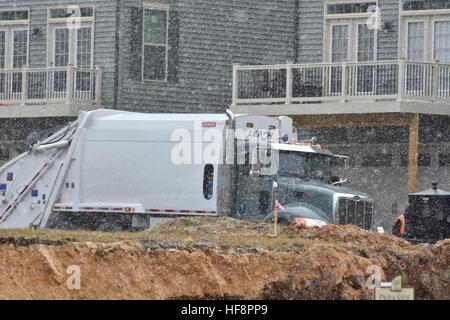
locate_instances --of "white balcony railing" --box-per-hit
[232,59,450,106]
[0,66,102,106]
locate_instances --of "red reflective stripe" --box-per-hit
[165,209,176,213]
[19,186,29,195]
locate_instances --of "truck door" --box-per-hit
[234,127,277,222]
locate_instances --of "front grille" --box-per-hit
[337,198,373,230]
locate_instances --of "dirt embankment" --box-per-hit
[0,219,449,300]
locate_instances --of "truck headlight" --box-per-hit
[295,218,327,228]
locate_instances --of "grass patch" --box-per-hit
[0,217,321,251]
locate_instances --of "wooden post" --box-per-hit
[408,114,420,193]
[274,199,279,237]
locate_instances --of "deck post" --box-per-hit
[286,60,293,104]
[21,66,28,105]
[341,61,348,103]
[408,113,420,193]
[231,63,239,107]
[67,64,74,104]
[398,58,406,101]
[432,60,440,100]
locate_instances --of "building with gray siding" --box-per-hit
[0,0,297,158]
[2,0,450,229]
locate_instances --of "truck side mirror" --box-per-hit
[332,155,350,185]
[392,202,399,215]
[249,163,261,177]
[331,176,341,184]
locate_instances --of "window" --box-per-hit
[331,25,349,63]
[54,28,69,68]
[401,153,431,167]
[434,20,450,62]
[12,30,28,69]
[143,8,168,81]
[400,10,450,63]
[203,164,214,200]
[439,153,450,166]
[0,31,5,69]
[77,27,93,68]
[325,17,377,63]
[407,21,425,61]
[0,10,28,21]
[327,2,376,14]
[357,24,375,62]
[403,0,450,11]
[49,7,94,19]
[0,146,9,161]
[362,154,393,167]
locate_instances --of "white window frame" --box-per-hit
[142,3,169,82]
[10,27,29,69]
[431,18,450,62]
[399,1,450,61]
[325,19,378,63]
[0,8,30,70]
[356,21,376,62]
[324,0,378,20]
[405,19,427,62]
[329,22,350,63]
[324,0,378,63]
[46,6,95,68]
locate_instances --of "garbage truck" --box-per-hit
[0,109,374,231]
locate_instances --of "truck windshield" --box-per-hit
[278,150,332,182]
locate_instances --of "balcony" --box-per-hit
[0,66,102,118]
[231,60,450,116]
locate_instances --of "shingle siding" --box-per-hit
[116,0,297,113]
[377,1,399,61]
[297,0,324,63]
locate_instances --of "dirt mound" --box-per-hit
[0,220,449,300]
[284,224,412,249]
[0,241,375,300]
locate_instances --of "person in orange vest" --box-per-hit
[393,213,406,237]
